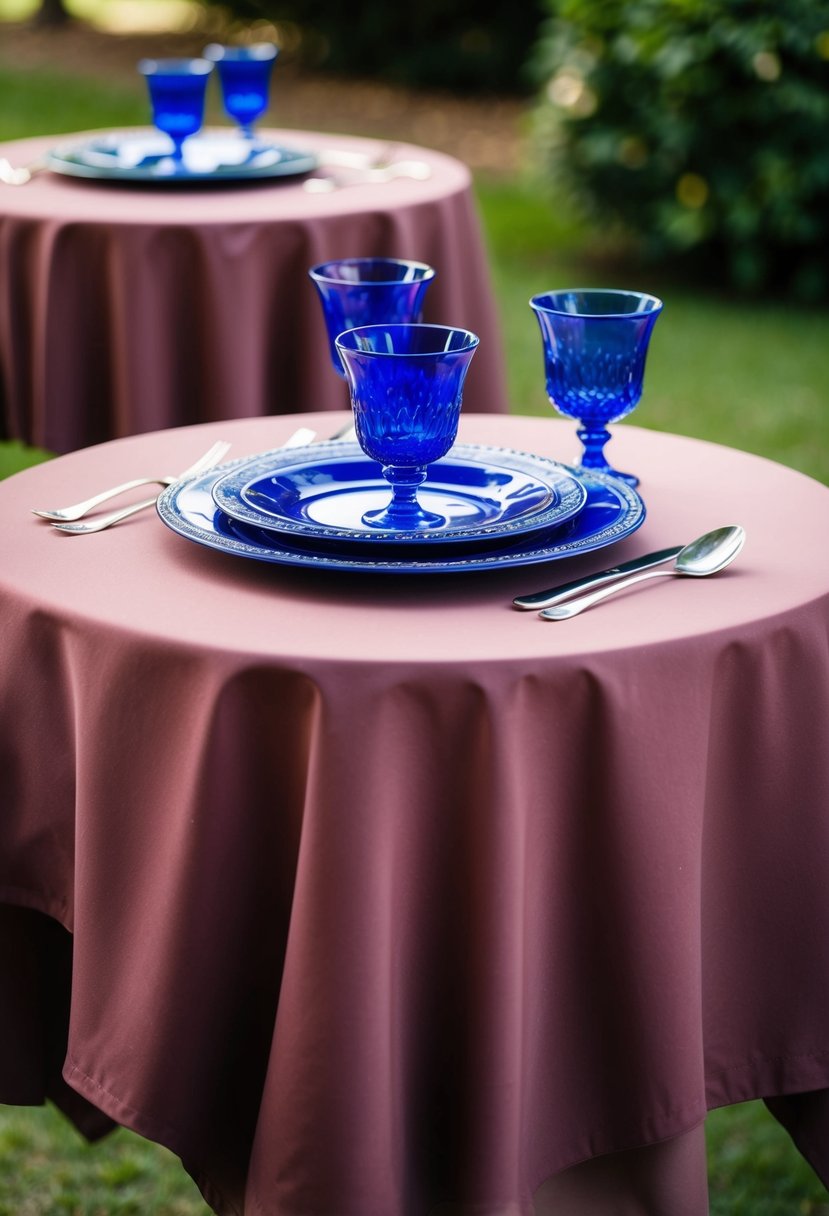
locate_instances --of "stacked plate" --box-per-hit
[44,130,317,184]
[156,440,646,575]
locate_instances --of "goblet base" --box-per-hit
[361,504,446,531]
[360,461,449,531]
[575,460,639,489]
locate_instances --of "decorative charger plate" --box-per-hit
[210,442,588,546]
[157,459,645,575]
[44,130,318,183]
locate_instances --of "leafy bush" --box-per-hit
[531,0,829,298]
[199,0,544,94]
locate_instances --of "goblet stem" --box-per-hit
[576,423,639,488]
[362,464,444,530]
[576,423,612,470]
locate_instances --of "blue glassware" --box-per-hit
[309,258,436,377]
[203,43,278,142]
[530,288,663,487]
[335,323,479,531]
[138,58,213,165]
[158,455,646,575]
[211,443,587,545]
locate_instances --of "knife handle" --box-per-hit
[512,546,683,611]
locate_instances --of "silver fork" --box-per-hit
[49,421,354,534]
[47,440,236,534]
[32,439,234,522]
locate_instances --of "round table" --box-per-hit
[0,129,508,455]
[1,413,829,1216]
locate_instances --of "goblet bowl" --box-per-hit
[530,288,663,487]
[335,322,479,530]
[310,258,436,377]
[138,58,213,164]
[203,43,278,143]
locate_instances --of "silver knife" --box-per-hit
[512,546,684,610]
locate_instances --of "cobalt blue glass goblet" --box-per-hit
[310,258,436,378]
[138,58,213,165]
[335,323,479,530]
[203,43,278,143]
[530,289,663,487]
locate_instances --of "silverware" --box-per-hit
[0,156,47,186]
[47,420,354,534]
[327,420,357,442]
[303,160,432,193]
[47,439,239,534]
[539,525,746,619]
[315,143,401,170]
[32,439,235,522]
[513,545,684,610]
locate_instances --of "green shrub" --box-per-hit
[531,0,829,298]
[199,0,544,94]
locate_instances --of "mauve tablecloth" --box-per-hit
[0,130,508,455]
[1,412,829,1216]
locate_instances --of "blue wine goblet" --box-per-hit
[138,58,213,166]
[529,289,663,487]
[203,43,278,143]
[335,323,479,530]
[310,258,436,378]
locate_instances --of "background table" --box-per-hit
[2,413,829,1215]
[0,130,508,455]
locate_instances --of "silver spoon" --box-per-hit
[539,524,746,619]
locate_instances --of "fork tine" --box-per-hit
[49,442,233,534]
[177,440,232,479]
[32,440,232,522]
[47,420,358,536]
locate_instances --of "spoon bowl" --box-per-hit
[540,524,745,619]
[670,524,747,577]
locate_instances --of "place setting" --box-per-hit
[3,43,433,191]
[31,259,745,607]
[156,269,658,578]
[30,41,319,185]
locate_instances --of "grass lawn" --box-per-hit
[1,37,829,1216]
[0,1098,827,1215]
[476,174,829,486]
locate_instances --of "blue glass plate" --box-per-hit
[157,459,645,574]
[210,442,588,546]
[44,130,317,183]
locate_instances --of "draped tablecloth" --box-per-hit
[0,130,507,455]
[1,412,829,1216]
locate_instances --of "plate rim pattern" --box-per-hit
[157,455,645,575]
[210,441,589,545]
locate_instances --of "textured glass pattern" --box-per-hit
[203,43,278,141]
[335,324,478,529]
[530,289,662,487]
[138,59,213,162]
[310,258,436,377]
